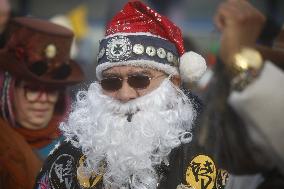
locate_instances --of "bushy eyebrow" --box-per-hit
[128,70,152,76]
[102,72,120,78]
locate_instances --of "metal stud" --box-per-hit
[167,52,174,63]
[173,56,179,66]
[157,48,166,59]
[97,47,105,60]
[146,46,156,57]
[133,44,144,55]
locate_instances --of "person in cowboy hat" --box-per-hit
[0,17,84,189]
[0,0,11,47]
[35,1,228,189]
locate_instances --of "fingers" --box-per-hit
[214,0,265,31]
[213,14,223,31]
[214,2,239,30]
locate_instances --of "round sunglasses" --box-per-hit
[23,84,59,103]
[100,74,166,92]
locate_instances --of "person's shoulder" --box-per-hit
[34,140,83,189]
[47,140,82,158]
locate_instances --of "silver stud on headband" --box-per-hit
[146,46,156,57]
[97,47,105,60]
[133,44,144,55]
[167,52,174,63]
[157,48,166,59]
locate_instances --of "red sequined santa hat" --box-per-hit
[96,1,206,82]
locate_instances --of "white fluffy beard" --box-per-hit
[61,79,196,189]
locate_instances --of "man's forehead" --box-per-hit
[102,66,164,76]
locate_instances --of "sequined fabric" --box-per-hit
[105,1,185,55]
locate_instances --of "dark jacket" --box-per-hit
[34,92,228,189]
[34,138,228,189]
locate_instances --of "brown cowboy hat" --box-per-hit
[0,17,84,86]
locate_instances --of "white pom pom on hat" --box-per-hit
[179,51,207,82]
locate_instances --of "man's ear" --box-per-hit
[170,75,181,87]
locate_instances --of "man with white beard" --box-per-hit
[35,1,227,189]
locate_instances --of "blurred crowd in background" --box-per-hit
[0,0,284,188]
[5,0,284,85]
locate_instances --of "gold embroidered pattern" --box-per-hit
[76,156,104,188]
[186,155,216,189]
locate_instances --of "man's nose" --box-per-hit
[116,80,138,102]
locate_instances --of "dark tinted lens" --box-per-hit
[52,64,71,79]
[128,75,150,89]
[29,61,48,76]
[101,77,122,91]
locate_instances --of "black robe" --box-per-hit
[34,138,227,189]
